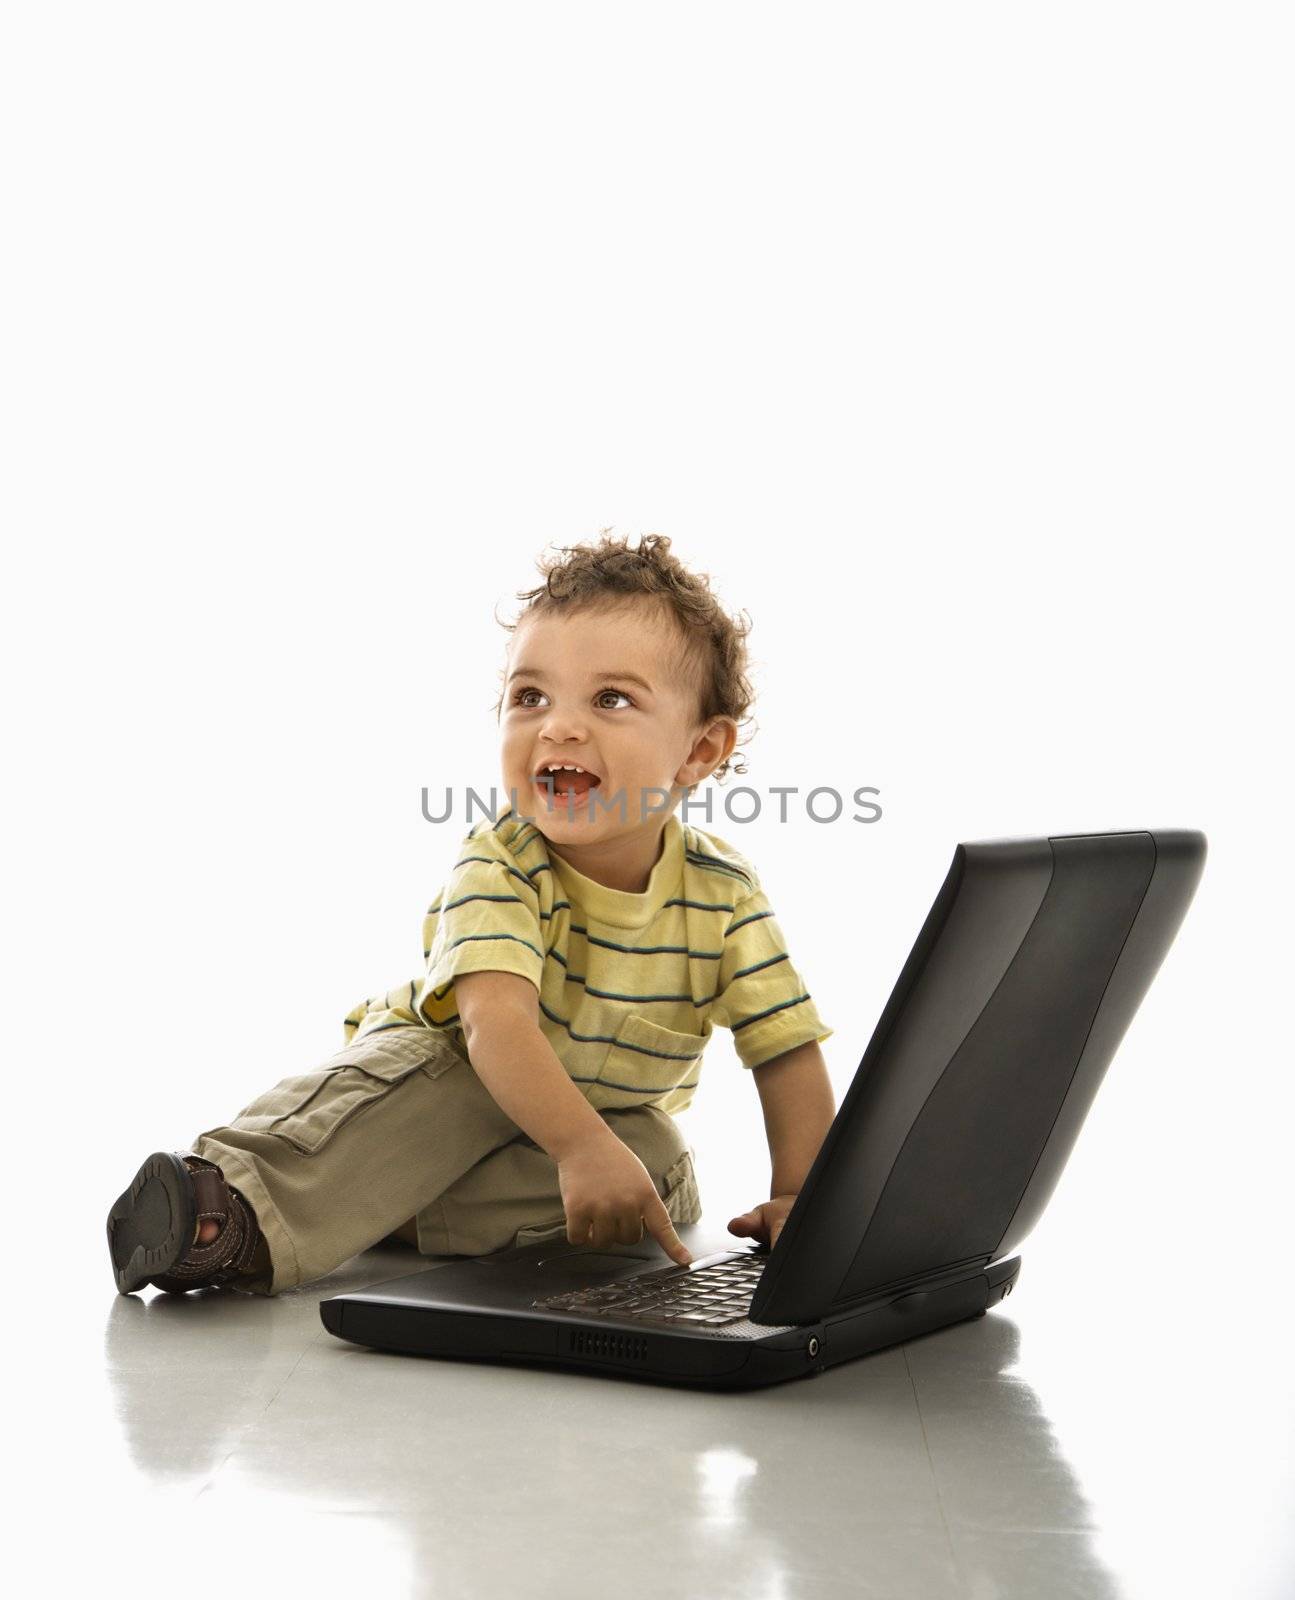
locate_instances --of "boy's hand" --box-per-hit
[557,1130,693,1266]
[727,1194,797,1249]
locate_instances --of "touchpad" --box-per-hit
[534,1251,642,1273]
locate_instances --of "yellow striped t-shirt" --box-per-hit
[342,807,833,1117]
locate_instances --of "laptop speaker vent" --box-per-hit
[568,1328,650,1363]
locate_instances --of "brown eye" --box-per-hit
[513,688,546,708]
[597,688,633,710]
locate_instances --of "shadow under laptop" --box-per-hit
[103,1240,1120,1598]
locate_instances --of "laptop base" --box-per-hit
[320,1230,1022,1390]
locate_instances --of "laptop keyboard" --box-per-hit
[531,1249,768,1328]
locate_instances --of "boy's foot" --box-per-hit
[106,1151,263,1295]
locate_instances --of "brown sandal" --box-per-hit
[107,1151,263,1295]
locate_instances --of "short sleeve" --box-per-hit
[419,839,545,1010]
[709,878,833,1069]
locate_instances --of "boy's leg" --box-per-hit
[405,1103,703,1257]
[188,1026,524,1294]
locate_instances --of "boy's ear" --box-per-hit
[677,717,738,786]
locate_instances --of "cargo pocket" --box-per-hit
[223,1026,460,1156]
[512,1215,570,1248]
[660,1146,703,1226]
[587,1014,710,1113]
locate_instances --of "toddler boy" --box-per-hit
[106,533,837,1296]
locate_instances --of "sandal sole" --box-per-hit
[107,1152,197,1295]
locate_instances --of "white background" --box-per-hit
[3,5,1291,1592]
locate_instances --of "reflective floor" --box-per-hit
[35,1216,1294,1600]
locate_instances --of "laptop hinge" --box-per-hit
[825,1254,992,1318]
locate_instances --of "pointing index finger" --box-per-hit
[646,1194,692,1266]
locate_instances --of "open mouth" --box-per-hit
[533,761,603,801]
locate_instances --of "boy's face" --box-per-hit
[500,600,733,843]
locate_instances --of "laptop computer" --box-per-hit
[320,827,1206,1389]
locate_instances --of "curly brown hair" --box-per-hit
[493,529,756,782]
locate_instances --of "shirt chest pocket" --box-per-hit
[587,1013,711,1112]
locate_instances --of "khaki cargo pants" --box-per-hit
[190,1024,703,1296]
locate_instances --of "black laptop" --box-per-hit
[320,827,1206,1389]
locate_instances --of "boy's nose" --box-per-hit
[539,715,589,743]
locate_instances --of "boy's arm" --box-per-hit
[752,1038,837,1194]
[455,970,693,1264]
[728,1038,836,1247]
[454,970,611,1159]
